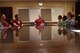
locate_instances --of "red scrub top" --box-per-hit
[1,17,11,30]
[13,19,22,30]
[35,17,45,30]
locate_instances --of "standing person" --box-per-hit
[62,15,68,28]
[57,15,63,29]
[66,12,75,29]
[1,14,11,30]
[34,15,45,35]
[13,14,22,36]
[62,15,69,34]
[0,14,11,39]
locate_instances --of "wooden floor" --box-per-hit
[0,26,80,53]
[0,41,80,53]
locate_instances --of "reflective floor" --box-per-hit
[0,25,80,53]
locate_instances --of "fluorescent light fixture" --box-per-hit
[71,30,80,32]
[39,2,43,6]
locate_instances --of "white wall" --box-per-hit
[29,8,41,22]
[51,8,64,22]
[29,9,41,40]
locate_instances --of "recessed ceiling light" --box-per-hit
[39,2,43,6]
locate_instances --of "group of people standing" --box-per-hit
[34,12,75,36]
[0,14,45,39]
[0,12,75,39]
[57,12,75,30]
[57,12,76,41]
[0,14,22,39]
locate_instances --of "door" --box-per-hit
[41,9,51,40]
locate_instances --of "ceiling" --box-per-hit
[0,0,77,2]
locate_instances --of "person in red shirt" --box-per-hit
[1,14,11,30]
[34,15,45,35]
[13,14,22,36]
[0,14,11,39]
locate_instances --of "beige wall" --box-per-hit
[0,1,75,18]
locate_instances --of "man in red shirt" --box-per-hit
[13,14,22,36]
[35,15,45,35]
